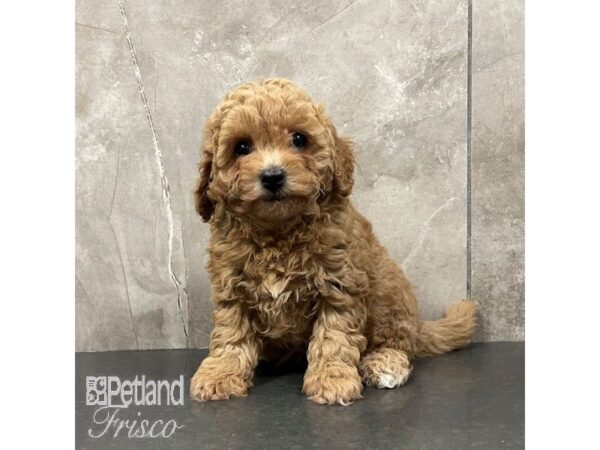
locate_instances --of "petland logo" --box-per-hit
[86,375,185,439]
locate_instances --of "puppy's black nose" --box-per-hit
[261,167,286,193]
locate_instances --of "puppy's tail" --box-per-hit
[414,300,479,357]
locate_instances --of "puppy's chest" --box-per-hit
[241,250,321,338]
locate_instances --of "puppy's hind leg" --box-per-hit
[360,347,412,389]
[361,249,419,388]
[360,311,417,388]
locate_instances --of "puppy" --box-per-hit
[190,78,477,405]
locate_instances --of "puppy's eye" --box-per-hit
[291,132,307,149]
[234,139,252,156]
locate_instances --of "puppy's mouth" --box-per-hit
[250,191,311,223]
[262,191,288,202]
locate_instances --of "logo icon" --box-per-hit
[86,376,107,406]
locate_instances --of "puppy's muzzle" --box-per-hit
[260,167,286,194]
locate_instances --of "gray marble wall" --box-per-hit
[472,0,524,341]
[76,0,524,351]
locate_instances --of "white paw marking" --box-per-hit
[377,374,401,389]
[375,368,411,389]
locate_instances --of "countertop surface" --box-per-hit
[76,342,524,449]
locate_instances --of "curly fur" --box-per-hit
[190,78,478,405]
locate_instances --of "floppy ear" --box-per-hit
[332,133,355,197]
[194,146,214,222]
[313,103,355,197]
[194,113,220,222]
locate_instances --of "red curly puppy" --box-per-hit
[190,78,477,405]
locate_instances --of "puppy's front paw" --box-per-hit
[190,358,251,401]
[302,364,363,406]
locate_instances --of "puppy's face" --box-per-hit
[195,79,354,226]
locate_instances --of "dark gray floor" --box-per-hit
[76,342,524,449]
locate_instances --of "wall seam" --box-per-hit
[466,0,473,299]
